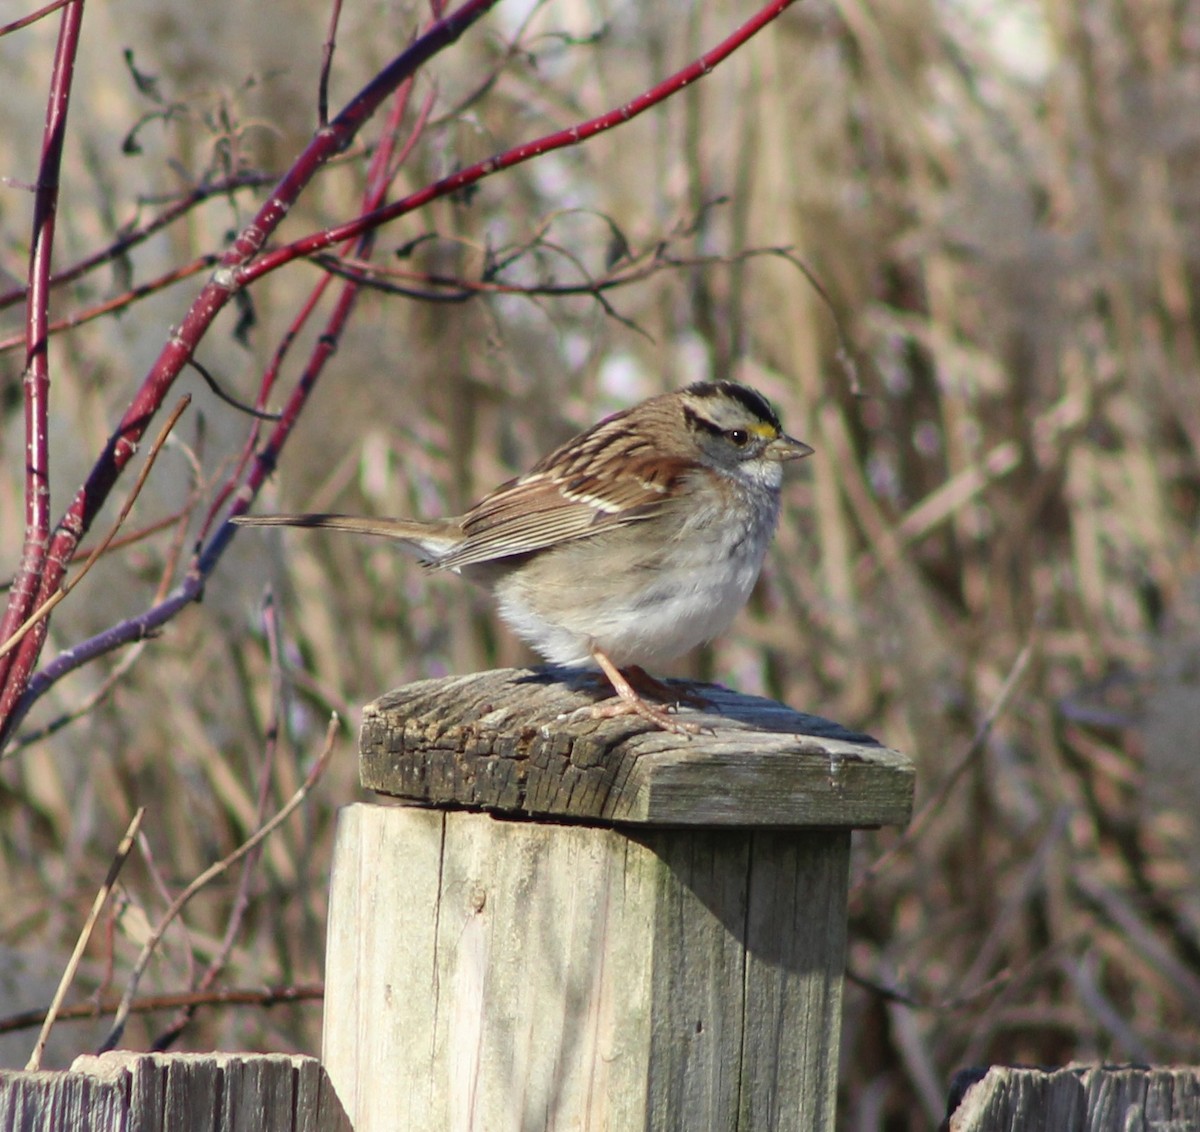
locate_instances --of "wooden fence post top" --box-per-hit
[359,666,914,828]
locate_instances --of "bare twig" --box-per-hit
[846,960,1018,1012]
[151,590,287,1051]
[186,358,282,421]
[850,640,1036,898]
[0,255,219,355]
[3,644,145,753]
[886,977,949,1126]
[132,834,194,993]
[318,0,346,128]
[99,715,339,1052]
[26,808,145,1070]
[314,242,797,302]
[0,0,71,38]
[236,0,802,287]
[1,983,322,1036]
[0,172,277,315]
[0,397,190,663]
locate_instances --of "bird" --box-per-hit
[232,380,813,733]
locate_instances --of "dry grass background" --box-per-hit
[2,0,1200,1126]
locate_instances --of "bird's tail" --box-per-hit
[231,512,461,561]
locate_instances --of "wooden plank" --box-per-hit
[948,1067,1086,1131]
[359,667,914,828]
[163,1054,215,1129]
[320,802,445,1131]
[1086,1066,1200,1128]
[322,803,852,1132]
[640,827,754,1128]
[738,831,848,1131]
[0,1053,348,1132]
[947,1065,1200,1130]
[293,1055,351,1132]
[0,1068,127,1132]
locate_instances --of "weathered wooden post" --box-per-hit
[321,668,913,1132]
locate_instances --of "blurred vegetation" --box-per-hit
[2,0,1200,1126]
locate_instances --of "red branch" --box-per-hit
[0,0,86,697]
[0,0,500,727]
[0,254,219,354]
[0,0,72,38]
[238,0,800,287]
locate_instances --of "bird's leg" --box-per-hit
[585,647,709,736]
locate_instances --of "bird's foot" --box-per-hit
[582,694,711,736]
[572,650,714,736]
[622,665,713,709]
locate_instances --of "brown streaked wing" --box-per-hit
[437,454,696,570]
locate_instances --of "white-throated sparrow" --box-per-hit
[234,381,812,733]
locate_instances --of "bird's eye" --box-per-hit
[727,428,750,446]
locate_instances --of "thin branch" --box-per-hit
[135,830,199,993]
[386,87,437,183]
[0,0,71,37]
[235,0,801,288]
[318,0,346,128]
[845,962,1018,1011]
[0,0,85,697]
[850,640,1036,899]
[186,358,282,421]
[3,644,145,753]
[0,984,323,1036]
[26,808,145,1070]
[151,589,286,1052]
[315,242,798,301]
[0,507,192,595]
[98,715,339,1052]
[0,171,277,315]
[4,581,200,750]
[314,238,809,341]
[0,255,219,356]
[0,397,191,663]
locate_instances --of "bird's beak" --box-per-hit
[766,433,815,462]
